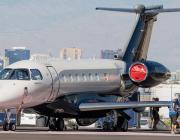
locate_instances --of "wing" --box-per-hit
[79,101,171,111]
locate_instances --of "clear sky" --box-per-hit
[0,0,180,70]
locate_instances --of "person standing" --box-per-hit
[169,97,179,134]
[151,98,160,130]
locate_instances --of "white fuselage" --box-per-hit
[0,59,126,109]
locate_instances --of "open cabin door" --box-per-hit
[46,66,60,102]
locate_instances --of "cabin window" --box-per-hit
[95,73,100,81]
[74,74,79,81]
[104,73,109,81]
[61,74,66,82]
[88,73,92,81]
[30,69,43,80]
[82,73,86,81]
[69,74,73,82]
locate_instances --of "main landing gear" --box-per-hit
[48,117,64,131]
[102,110,129,132]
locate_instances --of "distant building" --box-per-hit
[3,56,9,68]
[170,72,177,81]
[60,48,82,60]
[5,47,30,65]
[30,53,51,64]
[101,49,122,59]
[168,70,180,82]
[0,56,4,70]
[175,70,180,81]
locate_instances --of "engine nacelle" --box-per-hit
[129,60,171,88]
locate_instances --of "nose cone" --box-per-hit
[0,81,23,108]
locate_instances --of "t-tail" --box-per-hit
[96,5,180,87]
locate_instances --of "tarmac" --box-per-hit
[0,127,180,140]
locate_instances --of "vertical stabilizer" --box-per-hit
[96,5,180,66]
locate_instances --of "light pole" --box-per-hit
[170,82,174,129]
[171,82,173,107]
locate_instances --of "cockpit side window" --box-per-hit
[0,69,13,80]
[30,69,43,80]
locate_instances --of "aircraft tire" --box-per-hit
[3,122,9,131]
[121,119,128,132]
[56,118,64,131]
[9,123,16,131]
[103,122,112,131]
[49,118,56,131]
[49,124,56,131]
[114,117,128,132]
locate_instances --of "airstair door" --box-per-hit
[46,66,60,102]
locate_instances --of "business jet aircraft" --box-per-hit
[0,5,178,131]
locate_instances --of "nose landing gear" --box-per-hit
[3,109,16,131]
[3,122,16,131]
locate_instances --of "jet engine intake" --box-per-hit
[129,60,171,87]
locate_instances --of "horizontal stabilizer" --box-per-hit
[96,5,180,14]
[145,8,180,14]
[96,7,137,13]
[79,101,171,111]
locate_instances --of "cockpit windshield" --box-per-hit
[0,69,30,80]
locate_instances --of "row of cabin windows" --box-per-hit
[60,73,109,82]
